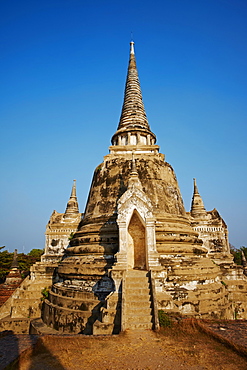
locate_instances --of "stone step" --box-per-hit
[125,285,150,294]
[125,289,150,301]
[126,287,148,293]
[126,272,148,278]
[125,300,151,308]
[126,275,148,282]
[125,307,152,316]
[93,320,114,335]
[125,297,150,304]
[125,281,148,289]
[126,270,148,277]
[126,322,153,330]
[30,318,59,335]
[122,269,154,332]
[125,314,152,324]
[125,293,150,299]
[125,280,149,286]
[126,273,148,278]
[11,292,41,300]
[16,286,49,293]
[125,277,149,283]
[13,292,41,307]
[26,283,51,288]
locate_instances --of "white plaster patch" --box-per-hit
[180,281,197,291]
[181,303,195,314]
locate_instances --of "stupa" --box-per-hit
[42,180,82,263]
[40,41,247,334]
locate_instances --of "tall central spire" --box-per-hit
[118,41,149,130]
[111,41,156,148]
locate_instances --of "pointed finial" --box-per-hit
[71,179,76,197]
[193,178,199,194]
[130,41,135,55]
[65,180,79,215]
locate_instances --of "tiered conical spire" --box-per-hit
[111,41,156,147]
[190,178,207,219]
[5,249,22,285]
[65,180,79,215]
[118,41,149,130]
[11,249,19,269]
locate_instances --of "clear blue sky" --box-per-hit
[1,0,246,253]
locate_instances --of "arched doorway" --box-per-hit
[128,211,146,270]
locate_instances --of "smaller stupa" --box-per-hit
[42,180,83,263]
[5,249,22,286]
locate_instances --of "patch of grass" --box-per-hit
[158,310,172,328]
[41,287,49,301]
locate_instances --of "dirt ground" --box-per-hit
[10,322,247,370]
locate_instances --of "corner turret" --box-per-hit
[42,180,82,263]
[189,178,231,262]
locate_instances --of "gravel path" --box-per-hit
[1,321,247,369]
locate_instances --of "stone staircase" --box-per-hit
[0,262,56,322]
[123,270,153,330]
